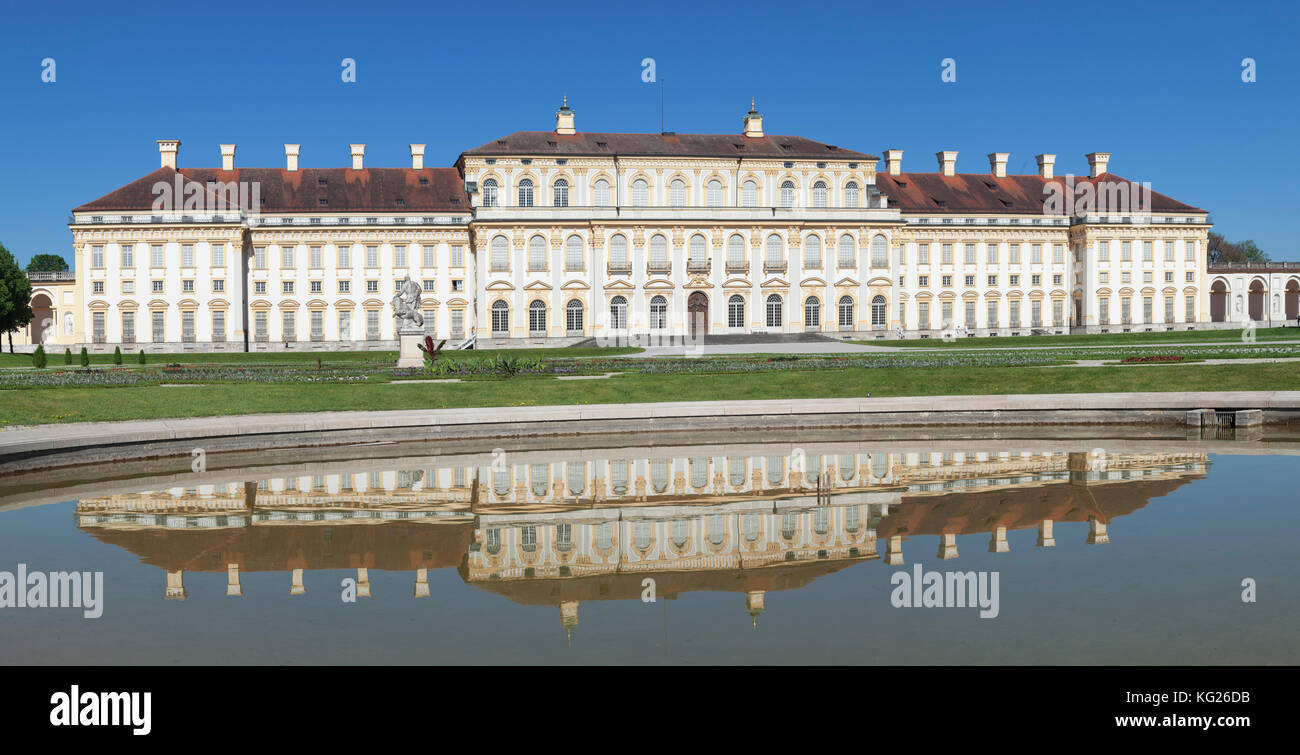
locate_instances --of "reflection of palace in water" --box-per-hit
[76,445,1208,632]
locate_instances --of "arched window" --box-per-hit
[565,299,583,335]
[609,234,628,269]
[838,295,854,330]
[706,179,722,207]
[552,178,569,207]
[871,295,887,328]
[482,178,499,207]
[609,296,627,329]
[804,235,822,269]
[742,180,757,207]
[491,300,509,335]
[805,296,821,328]
[689,234,707,268]
[780,180,796,208]
[838,233,855,267]
[517,178,534,207]
[649,295,667,329]
[632,178,649,207]
[649,234,668,270]
[844,182,859,208]
[812,181,828,208]
[871,234,888,268]
[593,179,610,206]
[765,233,784,267]
[528,300,547,336]
[766,293,783,328]
[669,179,685,207]
[528,235,547,271]
[727,234,746,268]
[728,294,745,328]
[490,235,508,271]
[564,234,583,271]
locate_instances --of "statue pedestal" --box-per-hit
[396,329,426,369]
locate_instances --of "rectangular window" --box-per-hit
[1053,244,1064,264]
[91,245,104,268]
[942,275,952,287]
[986,243,998,265]
[338,280,350,293]
[120,243,134,267]
[310,280,322,294]
[182,244,195,267]
[987,275,997,286]
[1165,241,1175,262]
[1031,274,1041,286]
[1143,241,1153,262]
[1053,299,1063,326]
[1121,297,1132,324]
[1009,274,1019,287]
[282,281,294,294]
[987,300,997,327]
[965,301,976,327]
[254,281,267,294]
[1185,241,1196,261]
[941,244,953,265]
[1121,241,1131,262]
[282,311,296,341]
[918,275,929,287]
[311,310,324,341]
[1165,297,1174,322]
[1186,271,1195,283]
[1143,296,1153,323]
[92,281,105,294]
[1010,244,1021,264]
[182,311,195,342]
[918,243,930,264]
[1099,272,1109,284]
[1009,300,1021,326]
[964,275,975,286]
[422,245,436,267]
[366,280,378,293]
[152,244,165,267]
[121,280,134,294]
[336,244,350,267]
[1165,271,1174,283]
[213,279,225,293]
[121,312,135,344]
[918,301,930,329]
[1031,244,1042,264]
[182,279,194,293]
[1031,300,1042,326]
[366,246,379,267]
[450,245,464,267]
[254,246,266,268]
[152,311,165,342]
[941,301,953,325]
[451,310,464,339]
[1099,298,1110,324]
[1185,296,1195,322]
[338,310,352,341]
[212,243,225,267]
[212,310,226,342]
[254,311,268,342]
[310,246,322,268]
[92,311,105,343]
[152,280,164,293]
[1098,241,1109,262]
[394,244,407,268]
[964,244,976,264]
[281,245,295,268]
[366,310,380,340]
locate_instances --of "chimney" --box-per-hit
[219,144,236,171]
[936,150,958,176]
[555,96,575,135]
[410,144,426,170]
[883,149,903,176]
[350,144,365,171]
[988,152,1008,178]
[1086,152,1110,178]
[742,100,763,138]
[157,139,180,170]
[285,144,301,172]
[1036,154,1056,180]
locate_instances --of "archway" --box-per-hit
[687,292,708,336]
[1248,280,1266,322]
[1286,280,1299,322]
[1210,280,1228,323]
[29,294,53,344]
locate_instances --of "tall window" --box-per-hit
[153,311,165,341]
[282,310,295,341]
[491,300,509,335]
[253,311,266,342]
[649,234,668,270]
[1098,297,1109,324]
[528,235,547,271]
[529,300,547,336]
[120,243,134,267]
[727,234,746,268]
[742,180,757,207]
[942,243,954,265]
[987,242,999,265]
[553,178,569,207]
[871,235,888,268]
[609,234,629,269]
[766,294,783,328]
[728,295,745,328]
[365,245,378,267]
[838,234,855,267]
[336,243,350,267]
[121,311,135,344]
[632,179,649,207]
[838,296,854,330]
[871,295,887,328]
[593,179,610,206]
[566,299,584,335]
[649,295,667,329]
[565,235,583,271]
[779,180,796,208]
[805,296,821,328]
[152,244,165,267]
[338,310,352,341]
[181,244,194,267]
[490,236,508,271]
[765,233,784,268]
[517,178,534,207]
[812,181,827,208]
[91,245,104,268]
[281,244,294,268]
[706,179,722,207]
[689,234,707,268]
[482,178,498,207]
[669,179,685,207]
[310,245,323,268]
[610,296,627,329]
[987,299,998,327]
[422,244,436,268]
[804,235,822,269]
[844,182,859,208]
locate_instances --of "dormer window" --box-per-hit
[318,178,328,187]
[395,198,405,208]
[318,198,327,206]
[418,177,429,186]
[932,198,946,207]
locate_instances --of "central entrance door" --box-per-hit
[688,292,708,337]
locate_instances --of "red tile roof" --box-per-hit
[461,131,876,161]
[73,166,468,213]
[876,172,1205,215]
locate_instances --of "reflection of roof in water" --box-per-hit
[460,557,870,606]
[879,476,1199,537]
[81,520,473,572]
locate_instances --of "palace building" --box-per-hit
[53,101,1228,351]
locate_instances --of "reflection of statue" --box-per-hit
[392,276,424,329]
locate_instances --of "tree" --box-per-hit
[0,243,34,353]
[25,254,69,272]
[1208,232,1269,266]
[79,346,89,367]
[32,344,46,369]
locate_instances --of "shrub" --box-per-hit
[79,346,89,367]
[32,345,46,369]
[138,349,146,365]
[113,346,123,365]
[64,347,72,365]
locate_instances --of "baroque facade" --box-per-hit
[58,103,1220,351]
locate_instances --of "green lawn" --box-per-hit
[0,345,641,368]
[870,326,1298,349]
[3,362,1296,427]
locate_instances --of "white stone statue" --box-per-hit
[392,275,424,330]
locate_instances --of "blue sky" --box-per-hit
[1,0,1296,266]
